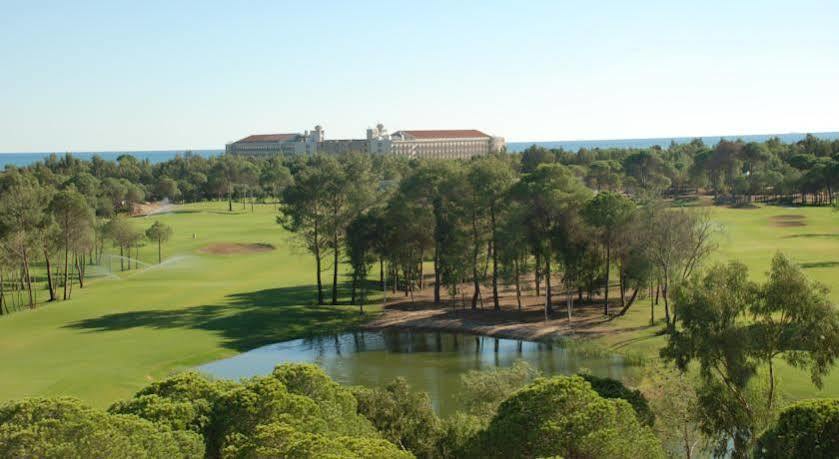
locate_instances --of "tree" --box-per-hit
[346,212,379,312]
[352,377,443,457]
[583,192,636,315]
[662,254,839,456]
[145,220,173,264]
[279,157,331,304]
[155,176,181,201]
[642,203,716,328]
[49,189,93,299]
[639,362,703,459]
[511,164,592,318]
[0,397,204,458]
[0,179,49,308]
[472,376,664,458]
[259,158,293,208]
[756,399,839,459]
[467,157,516,310]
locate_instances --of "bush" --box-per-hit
[472,375,664,459]
[0,397,204,458]
[458,360,540,419]
[580,373,655,426]
[756,398,839,458]
[352,377,443,458]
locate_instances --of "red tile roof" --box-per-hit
[396,129,490,139]
[236,133,300,143]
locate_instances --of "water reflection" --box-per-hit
[198,330,632,416]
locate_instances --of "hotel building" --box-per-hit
[227,123,505,159]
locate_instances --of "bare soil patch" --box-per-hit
[364,278,650,342]
[768,214,807,227]
[198,242,275,255]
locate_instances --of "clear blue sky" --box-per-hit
[1,0,837,152]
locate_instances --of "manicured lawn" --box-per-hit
[0,202,378,407]
[593,204,839,400]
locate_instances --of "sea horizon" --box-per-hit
[1,131,837,168]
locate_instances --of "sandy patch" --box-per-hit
[198,243,275,255]
[131,201,173,217]
[362,279,649,342]
[768,214,806,227]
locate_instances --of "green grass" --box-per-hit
[592,204,839,400]
[0,202,379,408]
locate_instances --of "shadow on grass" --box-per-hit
[799,261,839,269]
[783,233,839,240]
[64,285,369,352]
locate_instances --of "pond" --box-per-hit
[198,330,636,416]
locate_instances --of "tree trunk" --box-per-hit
[490,206,500,311]
[332,232,339,305]
[470,212,480,310]
[76,253,85,288]
[63,237,70,301]
[514,256,522,311]
[379,258,384,291]
[433,244,441,304]
[544,256,553,317]
[617,288,639,316]
[351,271,357,304]
[534,251,541,297]
[619,268,626,308]
[649,279,655,325]
[603,241,610,315]
[314,221,323,304]
[43,248,56,302]
[22,250,34,308]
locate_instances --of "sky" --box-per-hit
[1,0,837,152]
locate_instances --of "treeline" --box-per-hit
[0,166,173,313]
[282,152,716,328]
[2,359,836,458]
[541,133,839,206]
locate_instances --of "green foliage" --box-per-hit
[457,360,540,419]
[663,253,839,455]
[434,412,485,459]
[109,371,229,440]
[222,421,412,459]
[756,399,839,459]
[0,397,204,458]
[471,375,664,459]
[271,363,377,438]
[579,373,655,426]
[352,377,442,458]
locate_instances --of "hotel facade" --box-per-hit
[226,123,505,159]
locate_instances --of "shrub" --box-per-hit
[756,398,839,458]
[352,377,442,458]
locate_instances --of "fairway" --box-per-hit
[0,202,377,407]
[590,204,839,400]
[0,202,836,408]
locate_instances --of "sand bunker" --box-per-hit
[768,214,806,227]
[198,243,275,255]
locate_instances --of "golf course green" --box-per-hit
[0,201,836,408]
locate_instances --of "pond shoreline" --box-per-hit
[361,299,620,344]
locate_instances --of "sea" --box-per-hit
[1,132,837,169]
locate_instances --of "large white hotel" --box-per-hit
[225,124,505,160]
